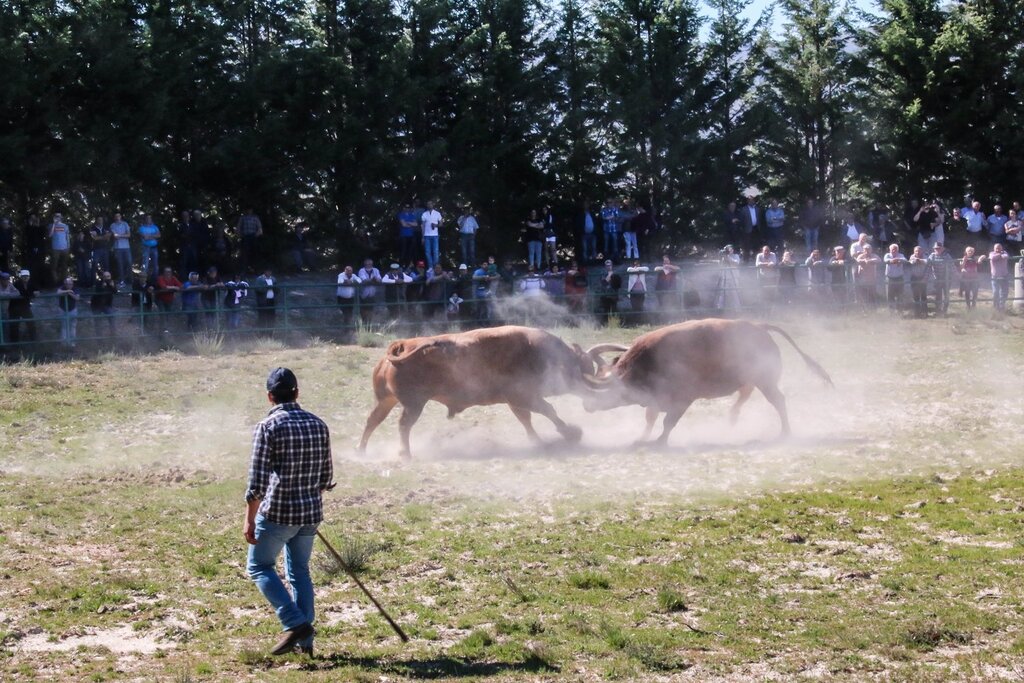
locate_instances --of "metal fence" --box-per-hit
[1,258,1021,355]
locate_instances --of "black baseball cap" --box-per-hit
[266,367,298,399]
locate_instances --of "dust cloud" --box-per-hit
[347,315,1024,504]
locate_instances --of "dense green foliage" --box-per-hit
[1,0,1021,259]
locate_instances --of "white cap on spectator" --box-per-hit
[18,269,30,277]
[459,264,468,270]
[390,263,401,269]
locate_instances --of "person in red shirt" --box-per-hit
[155,266,182,314]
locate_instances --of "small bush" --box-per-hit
[568,571,611,590]
[902,619,971,651]
[355,321,397,348]
[252,336,284,352]
[657,587,688,613]
[315,534,379,576]
[191,330,225,356]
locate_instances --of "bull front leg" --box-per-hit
[508,405,544,444]
[529,398,582,445]
[654,400,693,447]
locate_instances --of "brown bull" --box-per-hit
[582,319,833,445]
[358,326,595,458]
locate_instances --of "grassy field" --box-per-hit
[2,315,1024,681]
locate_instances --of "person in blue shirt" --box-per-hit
[397,204,421,265]
[600,198,620,261]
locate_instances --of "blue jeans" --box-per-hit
[460,233,476,267]
[804,228,819,252]
[527,241,542,268]
[992,276,1009,311]
[582,233,596,261]
[623,232,638,259]
[423,236,439,269]
[604,230,619,259]
[114,248,132,281]
[141,246,159,276]
[247,514,317,644]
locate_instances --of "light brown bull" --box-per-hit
[358,326,596,458]
[582,319,833,445]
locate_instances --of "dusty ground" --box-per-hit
[1,314,1023,681]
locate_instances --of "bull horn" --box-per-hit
[586,343,630,367]
[581,372,612,389]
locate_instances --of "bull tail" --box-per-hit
[386,339,455,366]
[758,324,834,388]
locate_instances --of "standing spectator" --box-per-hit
[0,272,18,345]
[963,200,985,239]
[855,244,881,306]
[237,207,263,273]
[625,260,649,323]
[543,204,558,266]
[987,204,1008,247]
[381,263,412,319]
[907,246,929,318]
[1003,208,1023,247]
[56,276,80,348]
[631,205,657,260]
[518,265,546,299]
[564,259,589,314]
[155,266,183,333]
[335,265,361,326]
[959,246,980,310]
[945,206,966,239]
[654,254,681,317]
[24,215,48,289]
[472,259,496,322]
[911,199,940,252]
[130,268,156,334]
[181,271,204,331]
[806,248,828,302]
[842,209,864,245]
[621,202,641,261]
[927,242,954,316]
[826,246,849,306]
[49,213,71,283]
[8,269,38,344]
[223,273,249,330]
[0,218,13,273]
[601,198,621,261]
[210,222,234,275]
[90,270,118,337]
[289,223,314,273]
[397,203,421,265]
[765,199,785,254]
[405,260,428,316]
[714,245,742,312]
[457,206,479,268]
[425,263,451,319]
[138,214,161,276]
[201,266,225,328]
[777,250,798,304]
[883,243,907,314]
[755,245,778,303]
[109,213,132,285]
[740,196,762,262]
[523,209,544,269]
[850,232,871,259]
[867,204,892,245]
[185,210,211,275]
[71,225,93,283]
[799,199,823,252]
[356,258,382,324]
[578,202,597,263]
[254,267,278,330]
[244,367,332,658]
[980,243,1010,312]
[721,201,742,253]
[598,259,621,324]
[420,201,441,270]
[89,216,112,275]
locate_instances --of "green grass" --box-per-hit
[2,318,1024,680]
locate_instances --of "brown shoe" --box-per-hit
[270,623,314,656]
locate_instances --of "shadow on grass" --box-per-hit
[301,652,559,678]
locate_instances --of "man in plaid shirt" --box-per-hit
[245,367,333,656]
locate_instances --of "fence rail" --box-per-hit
[2,259,1022,354]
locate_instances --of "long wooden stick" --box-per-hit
[315,529,409,642]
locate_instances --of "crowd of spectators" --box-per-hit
[0,194,1022,352]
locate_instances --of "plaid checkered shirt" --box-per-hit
[245,402,333,526]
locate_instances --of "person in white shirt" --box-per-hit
[382,263,413,319]
[755,245,778,304]
[356,259,382,324]
[109,213,132,284]
[421,201,442,269]
[963,200,985,236]
[518,265,546,297]
[626,260,649,322]
[336,265,362,325]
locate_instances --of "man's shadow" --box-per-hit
[300,652,559,678]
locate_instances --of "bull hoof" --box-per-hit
[561,424,583,444]
[398,450,412,460]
